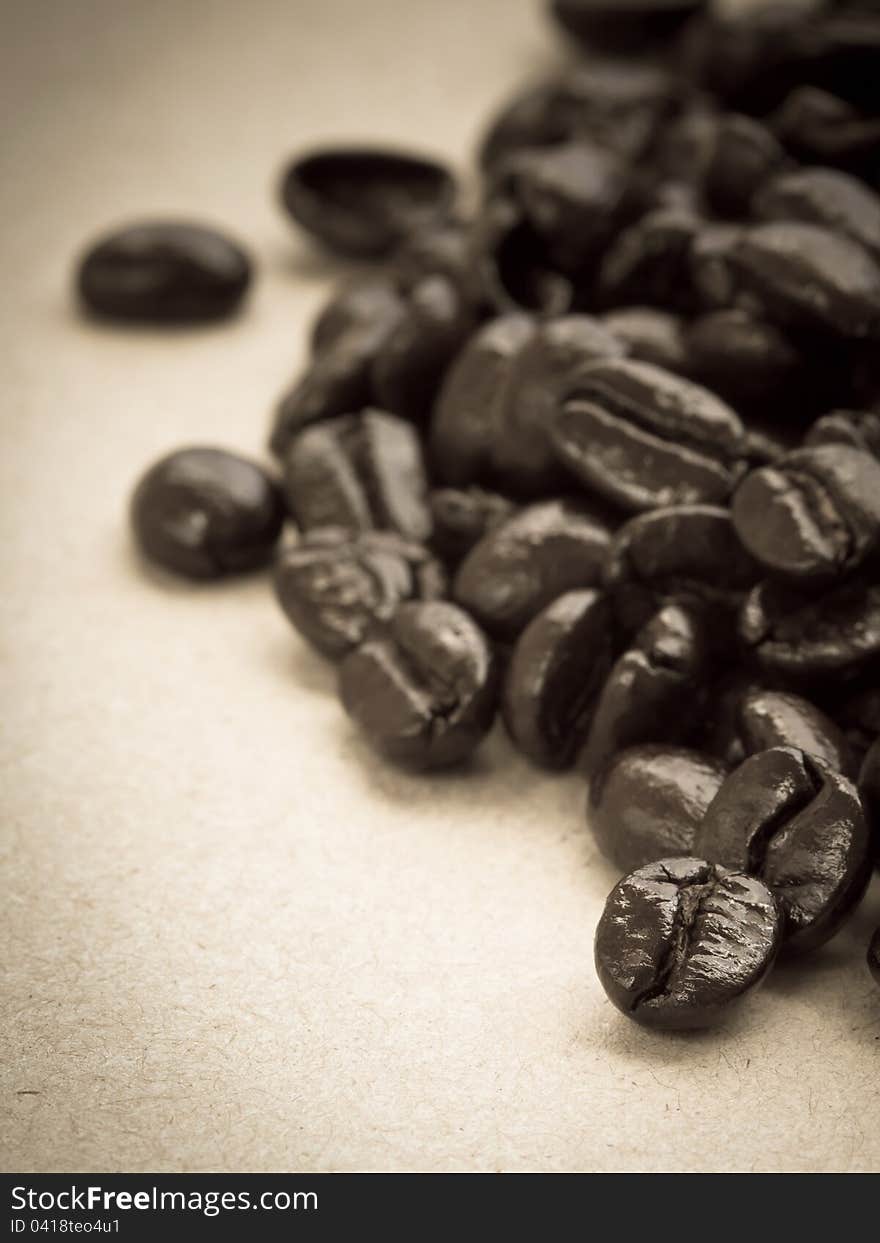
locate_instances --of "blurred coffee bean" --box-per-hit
[472,196,574,316]
[684,310,804,411]
[687,221,743,310]
[705,114,788,219]
[551,0,707,54]
[502,590,615,769]
[600,308,689,373]
[771,86,880,183]
[753,167,880,261]
[598,208,700,311]
[429,488,516,566]
[309,276,405,356]
[391,220,475,299]
[805,409,880,458]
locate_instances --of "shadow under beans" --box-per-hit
[64,301,254,340]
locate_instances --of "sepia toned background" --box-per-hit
[1,0,878,1173]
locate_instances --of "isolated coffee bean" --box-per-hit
[274,529,446,660]
[283,410,431,542]
[740,577,880,686]
[338,601,498,769]
[805,409,880,460]
[594,857,781,1031]
[582,604,711,777]
[695,746,872,954]
[131,448,284,579]
[502,590,615,769]
[279,147,456,258]
[553,359,746,512]
[716,687,855,778]
[728,222,880,338]
[429,488,515,566]
[684,310,803,411]
[732,446,880,585]
[588,746,728,874]
[753,167,880,262]
[869,928,880,986]
[602,504,759,635]
[551,0,706,53]
[600,308,688,374]
[453,499,610,642]
[77,222,251,324]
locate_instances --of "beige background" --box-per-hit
[1,0,878,1174]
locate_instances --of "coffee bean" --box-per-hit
[687,221,743,311]
[338,600,498,769]
[274,529,446,660]
[429,488,515,566]
[553,359,746,512]
[598,208,700,311]
[869,927,880,986]
[805,409,880,460]
[740,577,880,687]
[858,736,880,865]
[600,308,688,374]
[834,685,880,760]
[588,746,728,874]
[684,310,804,411]
[501,590,615,769]
[473,196,574,316]
[771,86,880,183]
[753,167,880,262]
[282,410,431,542]
[705,114,787,219]
[131,448,284,579]
[77,222,251,324]
[452,499,611,642]
[309,276,405,356]
[594,857,781,1030]
[391,221,475,299]
[715,687,855,779]
[551,0,706,54]
[602,503,759,636]
[582,603,711,777]
[279,147,456,259]
[694,746,872,953]
[732,446,880,585]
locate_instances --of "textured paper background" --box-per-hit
[1,0,878,1174]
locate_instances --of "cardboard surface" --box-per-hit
[2,0,878,1174]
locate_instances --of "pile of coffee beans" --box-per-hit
[80,0,880,1030]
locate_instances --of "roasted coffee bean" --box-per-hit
[473,196,574,316]
[684,310,804,412]
[588,746,728,874]
[753,167,880,263]
[600,308,688,374]
[77,222,251,324]
[598,209,700,312]
[582,604,711,777]
[858,736,880,864]
[727,222,880,338]
[594,857,781,1031]
[371,276,474,423]
[131,448,284,579]
[740,577,880,687]
[705,114,787,220]
[742,420,794,469]
[282,410,431,541]
[695,746,872,954]
[453,500,610,642]
[551,0,706,53]
[274,528,446,660]
[805,408,880,459]
[501,590,615,769]
[771,86,880,183]
[279,147,456,259]
[553,359,746,512]
[391,221,475,299]
[732,446,880,585]
[715,687,855,778]
[431,314,623,496]
[603,504,759,636]
[338,600,498,769]
[309,277,405,356]
[429,488,515,566]
[835,686,880,760]
[687,221,743,311]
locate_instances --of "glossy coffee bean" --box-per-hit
[338,601,498,770]
[452,500,610,642]
[732,446,880,585]
[273,529,446,661]
[553,359,746,513]
[869,927,880,986]
[429,488,515,566]
[684,310,803,411]
[805,409,880,460]
[77,222,251,324]
[501,590,615,769]
[695,746,872,954]
[716,687,855,779]
[602,504,759,636]
[551,0,706,53]
[130,448,284,580]
[588,746,728,874]
[753,167,880,262]
[594,857,781,1031]
[600,308,688,374]
[279,147,456,259]
[282,410,431,542]
[740,577,880,687]
[582,604,711,777]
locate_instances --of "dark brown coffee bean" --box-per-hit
[732,446,880,585]
[805,409,880,459]
[694,746,872,954]
[684,310,803,411]
[338,601,499,769]
[453,499,610,642]
[77,222,251,324]
[598,208,700,311]
[582,603,711,777]
[687,221,743,311]
[771,86,880,183]
[274,529,446,661]
[551,0,706,53]
[501,590,615,769]
[600,308,688,373]
[279,147,456,259]
[716,687,855,778]
[309,277,405,356]
[429,488,515,566]
[588,746,728,874]
[704,114,787,219]
[869,927,880,986]
[603,504,759,635]
[595,857,781,1030]
[473,196,574,316]
[391,220,474,297]
[553,359,746,512]
[282,410,431,541]
[131,448,284,579]
[753,167,880,262]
